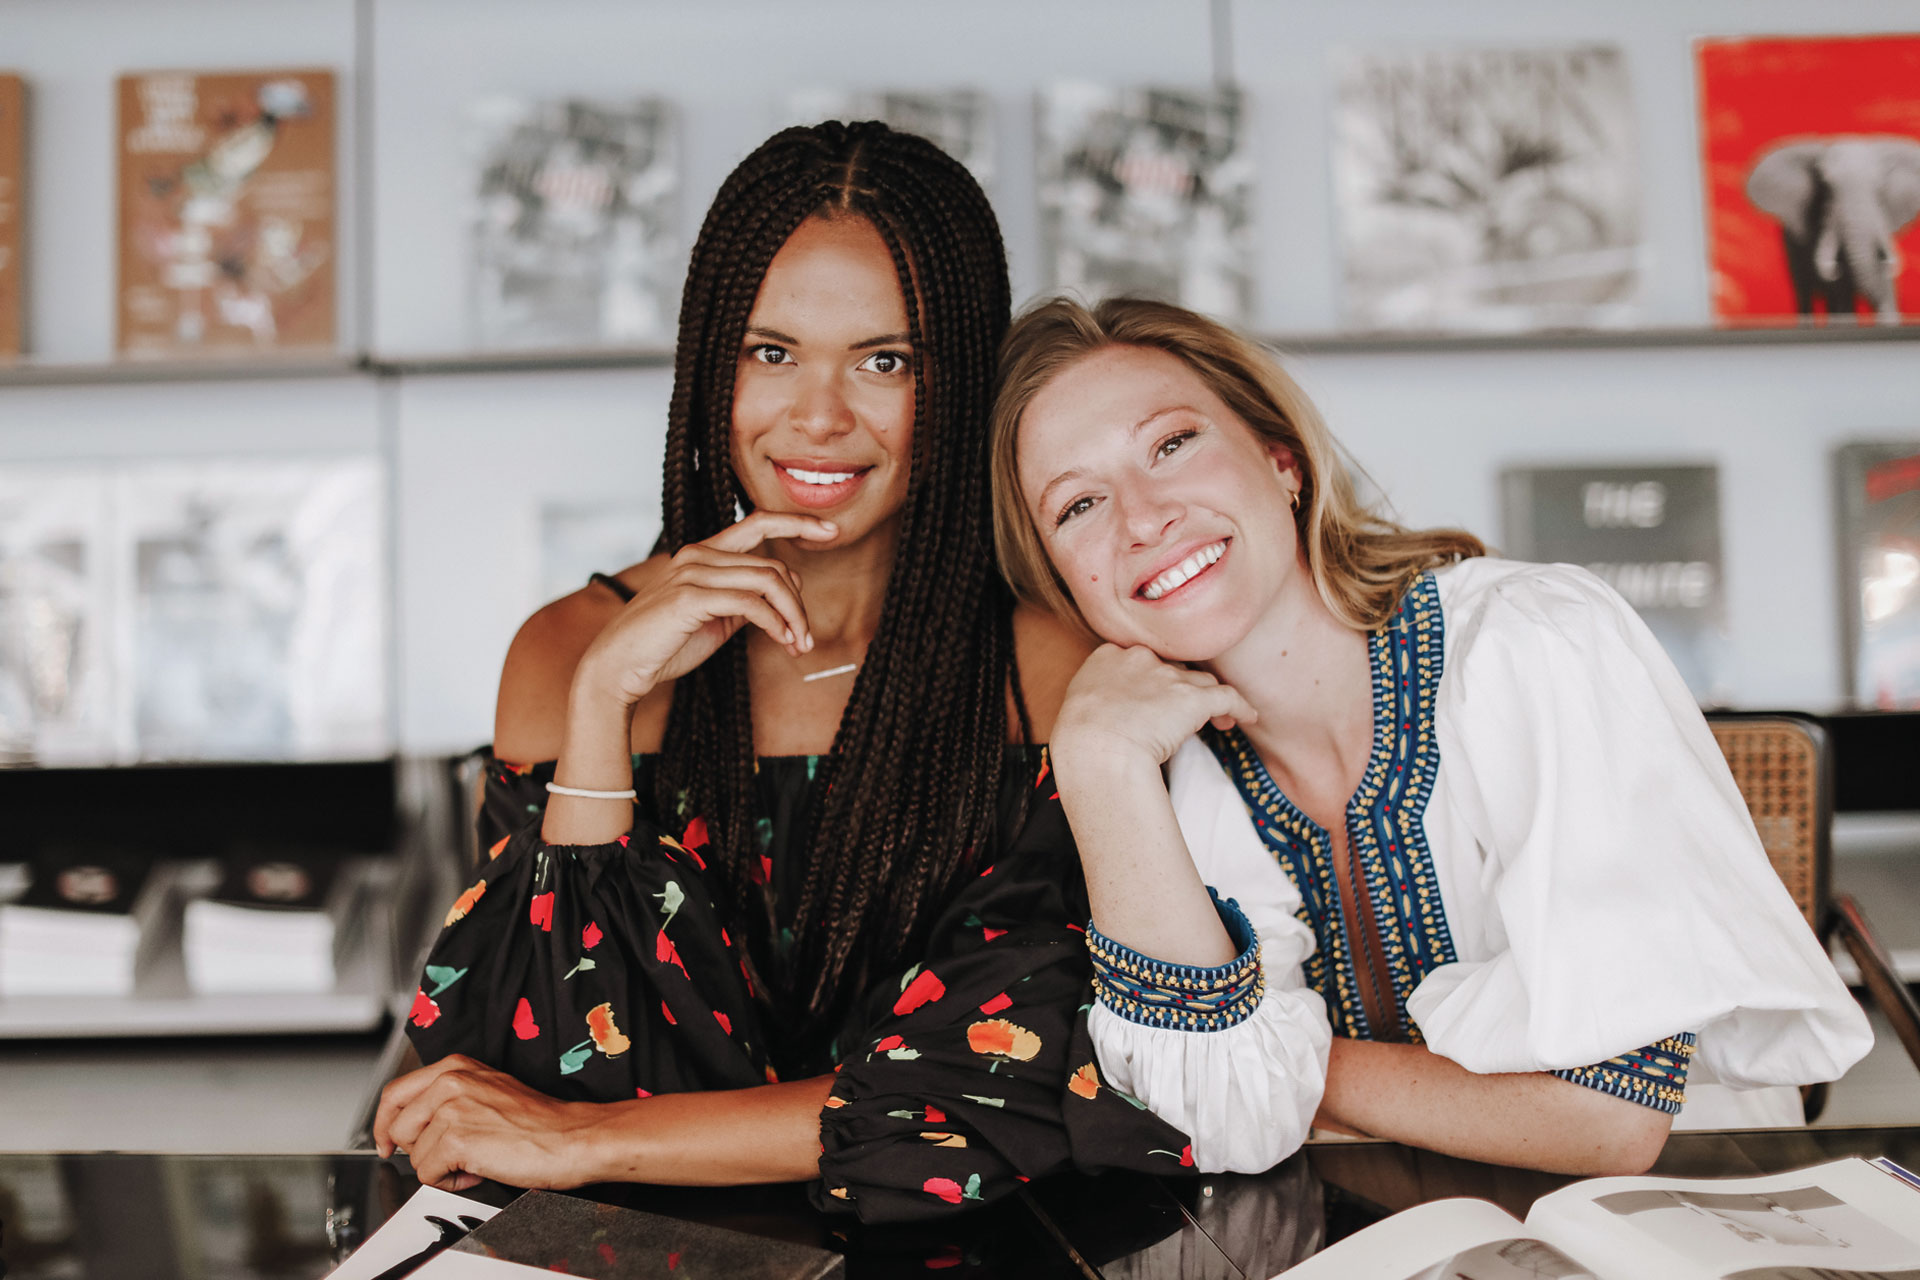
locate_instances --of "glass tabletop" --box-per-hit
[3,1127,1914,1279]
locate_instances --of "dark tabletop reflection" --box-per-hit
[2,1128,1913,1279]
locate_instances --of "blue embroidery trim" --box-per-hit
[1087,891,1265,1032]
[1551,1033,1696,1115]
[1205,572,1456,1042]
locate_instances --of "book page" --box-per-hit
[1527,1158,1920,1280]
[1278,1197,1604,1280]
[324,1185,503,1280]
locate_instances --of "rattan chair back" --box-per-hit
[1705,714,1831,931]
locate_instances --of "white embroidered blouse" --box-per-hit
[1091,557,1873,1174]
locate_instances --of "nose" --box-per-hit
[789,368,855,441]
[1115,475,1181,548]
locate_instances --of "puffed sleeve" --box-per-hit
[1086,738,1331,1175]
[1406,563,1872,1089]
[406,753,770,1103]
[813,757,1198,1223]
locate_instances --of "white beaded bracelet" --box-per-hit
[544,781,638,801]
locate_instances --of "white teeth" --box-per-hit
[785,466,858,485]
[1141,541,1226,601]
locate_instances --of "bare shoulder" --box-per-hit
[492,554,674,763]
[1011,603,1096,744]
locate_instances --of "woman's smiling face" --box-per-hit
[730,213,916,551]
[1015,344,1303,662]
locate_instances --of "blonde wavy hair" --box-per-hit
[991,297,1485,635]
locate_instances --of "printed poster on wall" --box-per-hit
[116,69,336,357]
[1036,82,1254,324]
[468,97,680,351]
[0,74,24,358]
[1699,35,1920,327]
[1835,443,1920,709]
[782,89,996,189]
[1332,45,1643,332]
[1500,464,1729,704]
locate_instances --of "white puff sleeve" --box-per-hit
[1406,563,1872,1091]
[1087,738,1332,1174]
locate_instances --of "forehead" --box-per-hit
[1019,345,1219,463]
[750,214,908,330]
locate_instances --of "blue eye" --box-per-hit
[858,349,911,374]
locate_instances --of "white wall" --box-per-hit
[2,0,1916,753]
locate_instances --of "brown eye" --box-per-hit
[1056,495,1096,527]
[749,345,791,365]
[858,350,911,375]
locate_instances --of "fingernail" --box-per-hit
[784,628,795,644]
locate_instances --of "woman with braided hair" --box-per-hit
[373,123,1196,1221]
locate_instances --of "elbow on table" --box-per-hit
[1576,1108,1673,1177]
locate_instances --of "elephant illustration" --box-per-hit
[1745,135,1920,324]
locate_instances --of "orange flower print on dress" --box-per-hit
[966,1018,1041,1062]
[1068,1063,1101,1099]
[586,1002,631,1057]
[893,968,946,1016]
[408,988,440,1028]
[443,880,486,928]
[529,891,554,932]
[487,835,509,861]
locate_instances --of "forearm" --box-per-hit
[1055,747,1235,967]
[1316,1039,1670,1175]
[583,1077,835,1186]
[542,671,642,846]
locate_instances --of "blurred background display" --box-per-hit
[1332,45,1643,332]
[1836,443,1920,709]
[1036,81,1254,324]
[467,96,680,352]
[116,69,336,357]
[1700,35,1920,328]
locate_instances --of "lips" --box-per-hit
[1136,538,1229,602]
[773,460,874,510]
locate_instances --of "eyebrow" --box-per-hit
[1033,406,1192,509]
[744,326,913,351]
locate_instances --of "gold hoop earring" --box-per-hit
[1288,490,1300,512]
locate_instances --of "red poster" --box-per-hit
[1698,35,1920,326]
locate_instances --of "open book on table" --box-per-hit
[1280,1156,1920,1280]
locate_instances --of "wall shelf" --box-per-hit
[4,324,1918,389]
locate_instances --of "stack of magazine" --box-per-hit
[0,851,164,997]
[1284,1156,1920,1279]
[182,851,355,994]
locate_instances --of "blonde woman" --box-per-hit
[987,297,1872,1176]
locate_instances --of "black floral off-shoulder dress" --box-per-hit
[404,743,1197,1223]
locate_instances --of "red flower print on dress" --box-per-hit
[981,927,1006,942]
[979,992,1013,1015]
[893,968,946,1016]
[636,1087,652,1098]
[661,1000,677,1025]
[714,1010,732,1035]
[582,921,603,949]
[529,891,554,932]
[922,1177,965,1205]
[512,998,539,1040]
[679,817,709,870]
[924,1105,946,1124]
[408,988,440,1029]
[1149,1144,1196,1167]
[656,928,689,979]
[875,1035,905,1053]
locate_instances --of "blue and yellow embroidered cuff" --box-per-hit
[1551,1033,1696,1115]
[1087,889,1265,1032]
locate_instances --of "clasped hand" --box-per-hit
[574,510,839,707]
[374,1054,601,1192]
[1051,643,1257,785]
